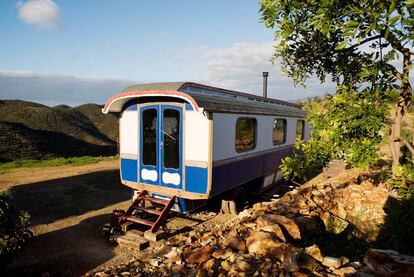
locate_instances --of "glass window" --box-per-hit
[142,109,158,166]
[273,118,286,145]
[163,109,180,169]
[235,118,256,152]
[296,120,305,140]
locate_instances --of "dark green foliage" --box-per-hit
[0,100,119,161]
[0,190,31,269]
[281,91,389,180]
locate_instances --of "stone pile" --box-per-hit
[91,170,413,276]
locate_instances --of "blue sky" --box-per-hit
[0,0,332,106]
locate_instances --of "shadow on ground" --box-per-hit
[6,214,117,276]
[10,169,131,225]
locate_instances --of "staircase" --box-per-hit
[116,190,176,233]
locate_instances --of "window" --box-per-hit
[235,118,256,152]
[163,109,180,169]
[296,120,305,140]
[273,118,286,145]
[142,108,158,166]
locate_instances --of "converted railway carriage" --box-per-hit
[103,82,309,214]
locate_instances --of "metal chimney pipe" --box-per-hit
[262,72,269,98]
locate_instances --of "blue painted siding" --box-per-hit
[121,158,138,182]
[123,99,138,111]
[185,103,193,111]
[185,166,208,194]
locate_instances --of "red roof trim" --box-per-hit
[102,90,199,113]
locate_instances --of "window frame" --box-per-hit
[272,118,287,146]
[235,117,257,153]
[296,119,305,141]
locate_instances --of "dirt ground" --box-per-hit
[2,160,135,276]
[1,160,234,276]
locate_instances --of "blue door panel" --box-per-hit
[139,104,183,189]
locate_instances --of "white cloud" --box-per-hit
[0,70,132,106]
[196,42,334,102]
[17,0,60,28]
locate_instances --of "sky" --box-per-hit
[0,0,334,106]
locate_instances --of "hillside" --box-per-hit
[0,100,119,161]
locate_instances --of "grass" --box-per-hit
[0,156,118,173]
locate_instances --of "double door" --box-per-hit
[139,104,183,189]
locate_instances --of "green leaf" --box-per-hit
[335,40,349,50]
[388,15,401,26]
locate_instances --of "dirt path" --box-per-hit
[3,160,135,276]
[3,160,233,276]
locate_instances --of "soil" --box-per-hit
[2,160,234,276]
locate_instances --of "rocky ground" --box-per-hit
[91,168,414,277]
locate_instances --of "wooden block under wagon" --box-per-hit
[116,235,149,251]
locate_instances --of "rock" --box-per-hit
[238,209,253,221]
[212,248,233,260]
[221,260,231,271]
[305,245,323,262]
[256,214,301,240]
[258,224,286,242]
[323,159,348,178]
[235,260,250,272]
[333,266,357,276]
[364,248,414,277]
[322,256,348,269]
[228,253,237,263]
[200,258,216,271]
[185,246,213,264]
[319,211,349,234]
[269,243,302,272]
[226,236,246,251]
[246,231,280,256]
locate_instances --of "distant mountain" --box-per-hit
[0,100,119,162]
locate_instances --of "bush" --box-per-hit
[0,190,32,269]
[280,139,331,181]
[281,91,389,180]
[392,163,414,200]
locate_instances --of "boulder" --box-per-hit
[257,214,301,240]
[185,246,214,264]
[364,249,414,277]
[258,224,286,242]
[269,243,303,272]
[226,236,246,251]
[305,245,323,262]
[246,231,280,256]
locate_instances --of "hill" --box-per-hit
[0,100,119,161]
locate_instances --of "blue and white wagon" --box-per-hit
[103,82,309,217]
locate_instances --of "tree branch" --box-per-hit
[402,139,414,158]
[346,34,383,51]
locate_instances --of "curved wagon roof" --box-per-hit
[103,82,306,117]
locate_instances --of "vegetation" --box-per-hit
[281,92,389,180]
[260,0,414,172]
[0,190,31,269]
[0,156,117,174]
[0,100,119,162]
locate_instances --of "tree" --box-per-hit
[260,0,414,171]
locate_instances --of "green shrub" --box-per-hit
[281,139,331,181]
[392,163,414,201]
[0,190,32,269]
[281,91,389,180]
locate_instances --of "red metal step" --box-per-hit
[132,205,163,216]
[124,216,155,226]
[116,190,176,233]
